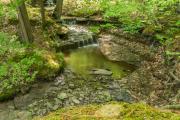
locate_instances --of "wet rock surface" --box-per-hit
[98,34,154,65]
[90,69,113,76]
[0,69,134,120]
[59,25,97,51]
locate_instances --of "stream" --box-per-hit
[64,45,134,78]
[0,25,135,120]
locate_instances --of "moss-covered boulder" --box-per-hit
[34,102,180,120]
[32,50,64,79]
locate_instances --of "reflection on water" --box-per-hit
[64,45,135,78]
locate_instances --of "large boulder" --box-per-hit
[98,34,154,65]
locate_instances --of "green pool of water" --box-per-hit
[64,45,135,78]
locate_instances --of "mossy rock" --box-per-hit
[34,102,180,120]
[34,50,64,79]
[0,88,17,101]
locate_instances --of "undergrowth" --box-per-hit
[0,32,64,101]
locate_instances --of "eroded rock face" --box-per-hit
[98,33,179,105]
[98,34,154,65]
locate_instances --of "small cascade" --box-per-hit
[59,25,97,51]
[61,19,77,25]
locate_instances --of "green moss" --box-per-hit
[33,50,64,78]
[34,102,180,120]
[27,7,41,21]
[0,88,17,101]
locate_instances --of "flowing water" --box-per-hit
[64,44,135,78]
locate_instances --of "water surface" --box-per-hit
[64,45,135,78]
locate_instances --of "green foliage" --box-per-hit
[101,0,145,34]
[89,24,116,34]
[101,0,179,41]
[0,3,3,17]
[0,0,20,21]
[0,32,64,100]
[0,58,38,93]
[89,26,100,34]
[63,0,101,17]
[154,34,172,44]
[0,32,35,100]
[100,23,116,30]
[0,32,27,63]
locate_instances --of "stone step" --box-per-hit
[59,38,97,51]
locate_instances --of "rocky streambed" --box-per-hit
[0,68,135,120]
[0,25,136,120]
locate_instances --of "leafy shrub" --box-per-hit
[63,0,101,17]
[0,32,27,63]
[101,0,179,39]
[0,58,38,100]
[100,23,116,30]
[0,1,18,22]
[102,0,145,34]
[89,26,100,34]
[0,32,64,100]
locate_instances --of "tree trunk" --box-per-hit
[40,0,46,29]
[18,2,33,43]
[31,0,37,7]
[54,0,63,20]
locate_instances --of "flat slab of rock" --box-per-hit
[90,69,113,76]
[95,104,122,117]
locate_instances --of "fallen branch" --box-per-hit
[169,71,180,82]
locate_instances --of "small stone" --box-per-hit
[72,98,80,104]
[95,104,122,117]
[69,83,75,88]
[80,94,84,97]
[90,69,113,76]
[8,105,15,110]
[17,111,32,120]
[60,82,65,85]
[46,102,53,110]
[41,109,47,115]
[113,89,133,102]
[54,98,60,102]
[58,93,68,100]
[79,97,83,101]
[52,105,59,111]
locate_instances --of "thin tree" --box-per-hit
[40,0,46,29]
[54,0,63,20]
[17,1,33,42]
